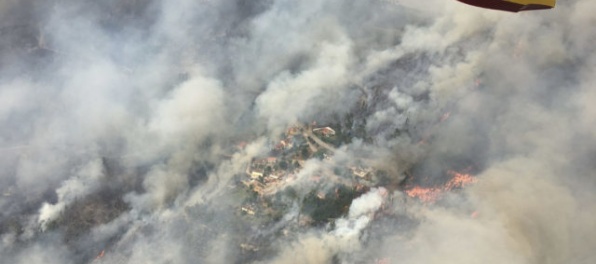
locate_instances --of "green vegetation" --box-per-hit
[301,185,362,225]
[43,192,129,242]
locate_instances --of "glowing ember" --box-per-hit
[374,258,390,264]
[405,170,477,202]
[471,211,479,218]
[474,79,482,87]
[94,250,105,261]
[439,112,451,122]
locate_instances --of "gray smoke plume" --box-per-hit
[1,0,595,263]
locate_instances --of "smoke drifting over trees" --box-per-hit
[1,0,595,263]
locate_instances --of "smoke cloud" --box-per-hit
[1,0,595,263]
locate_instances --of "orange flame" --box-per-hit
[405,187,442,202]
[405,170,476,202]
[445,170,477,189]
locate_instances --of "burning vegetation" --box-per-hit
[405,170,477,203]
[1,1,596,264]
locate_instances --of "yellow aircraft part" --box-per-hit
[505,0,556,7]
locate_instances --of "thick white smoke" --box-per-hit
[38,159,105,230]
[1,0,595,263]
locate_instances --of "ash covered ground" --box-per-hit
[1,0,596,263]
